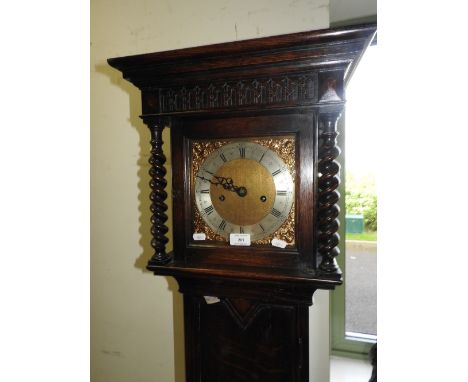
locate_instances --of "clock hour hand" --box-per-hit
[196,175,247,197]
[215,176,248,197]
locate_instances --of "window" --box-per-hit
[331,43,377,358]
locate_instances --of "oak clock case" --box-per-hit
[108,23,376,382]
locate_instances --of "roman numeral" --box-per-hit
[219,220,227,231]
[271,208,282,218]
[272,169,282,177]
[239,226,244,233]
[200,189,210,194]
[220,153,227,162]
[239,147,246,158]
[259,224,265,232]
[204,205,214,215]
[259,151,266,163]
[276,190,288,196]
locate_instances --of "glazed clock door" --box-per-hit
[171,112,316,270]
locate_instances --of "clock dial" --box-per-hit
[194,141,294,242]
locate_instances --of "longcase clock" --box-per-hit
[108,23,376,382]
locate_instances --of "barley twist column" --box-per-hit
[144,117,171,266]
[317,111,342,274]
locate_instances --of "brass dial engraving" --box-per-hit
[211,159,275,226]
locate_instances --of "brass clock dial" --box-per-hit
[194,141,294,243]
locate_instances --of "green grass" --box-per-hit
[345,231,377,241]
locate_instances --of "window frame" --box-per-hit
[330,68,377,358]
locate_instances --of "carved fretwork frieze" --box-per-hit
[153,74,317,113]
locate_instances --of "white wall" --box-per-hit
[91,1,330,381]
[330,0,376,24]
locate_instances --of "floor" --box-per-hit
[330,356,372,382]
[345,240,377,336]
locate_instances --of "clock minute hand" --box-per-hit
[196,175,227,188]
[214,176,248,197]
[196,175,247,197]
[196,175,219,185]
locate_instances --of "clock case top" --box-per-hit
[108,23,377,289]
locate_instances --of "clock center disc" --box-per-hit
[211,159,275,226]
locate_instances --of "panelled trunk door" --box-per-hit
[185,296,308,382]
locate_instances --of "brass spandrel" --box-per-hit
[252,137,296,177]
[192,140,228,176]
[254,202,295,246]
[193,207,225,242]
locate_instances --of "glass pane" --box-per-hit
[344,45,377,339]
